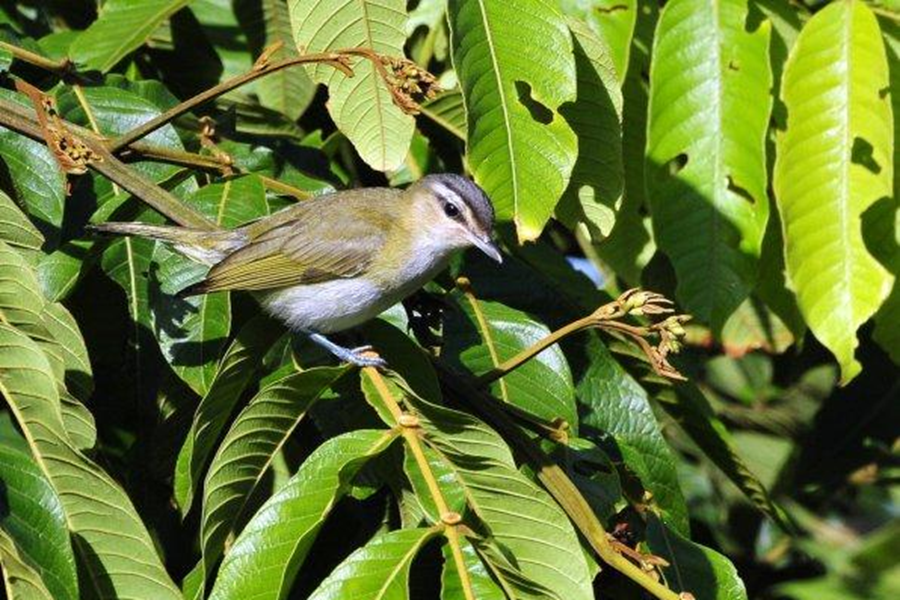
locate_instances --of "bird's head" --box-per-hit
[405,173,502,263]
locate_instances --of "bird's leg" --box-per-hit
[305,332,387,368]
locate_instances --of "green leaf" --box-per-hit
[448,0,578,241]
[872,18,900,366]
[70,0,195,72]
[441,537,505,600]
[196,367,347,598]
[420,90,467,140]
[556,18,624,239]
[593,0,657,284]
[0,446,78,600]
[40,303,93,401]
[646,0,772,332]
[0,323,182,600]
[646,514,748,600]
[0,529,55,600]
[576,338,689,534]
[442,293,578,432]
[174,314,284,516]
[773,0,894,384]
[0,189,43,253]
[208,429,398,600]
[59,391,97,451]
[0,96,66,248]
[403,442,467,522]
[37,240,95,303]
[560,0,636,80]
[288,0,414,171]
[404,385,594,600]
[308,527,439,600]
[0,241,51,340]
[237,0,317,119]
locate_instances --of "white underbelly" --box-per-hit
[260,278,402,333]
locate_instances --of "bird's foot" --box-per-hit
[306,333,387,368]
[342,346,387,368]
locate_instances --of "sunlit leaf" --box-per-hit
[442,293,578,432]
[773,0,894,384]
[560,0,637,80]
[174,314,284,516]
[402,385,595,600]
[288,0,414,171]
[448,0,578,241]
[195,367,347,599]
[208,429,398,600]
[647,0,772,332]
[556,17,624,239]
[0,188,43,253]
[308,527,439,600]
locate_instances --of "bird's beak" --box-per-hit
[471,235,503,263]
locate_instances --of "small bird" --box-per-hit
[89,174,501,367]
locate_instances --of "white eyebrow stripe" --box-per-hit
[430,182,464,207]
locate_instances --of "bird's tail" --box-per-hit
[87,222,244,265]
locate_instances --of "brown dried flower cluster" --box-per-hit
[380,55,441,114]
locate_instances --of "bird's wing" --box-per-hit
[185,198,393,294]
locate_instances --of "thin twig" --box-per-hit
[0,40,73,76]
[0,96,216,230]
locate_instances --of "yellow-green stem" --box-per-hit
[364,368,476,600]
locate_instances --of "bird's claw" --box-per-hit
[345,348,387,368]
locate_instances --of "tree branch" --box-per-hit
[0,96,216,230]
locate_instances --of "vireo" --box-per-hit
[90,174,501,367]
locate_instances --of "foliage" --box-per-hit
[0,1,897,600]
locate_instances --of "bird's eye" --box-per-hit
[443,202,460,218]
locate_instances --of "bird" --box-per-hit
[89,173,502,367]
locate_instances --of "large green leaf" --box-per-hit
[0,241,51,340]
[0,324,182,600]
[0,189,43,253]
[592,0,657,284]
[646,515,748,600]
[576,338,689,534]
[237,0,317,119]
[308,527,439,600]
[403,385,594,600]
[288,0,414,171]
[872,18,899,365]
[560,0,637,80]
[646,0,772,332]
[195,367,347,598]
[174,314,283,516]
[442,293,578,432]
[447,0,578,241]
[208,429,398,600]
[555,18,624,240]
[0,447,78,600]
[70,0,195,72]
[773,0,894,384]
